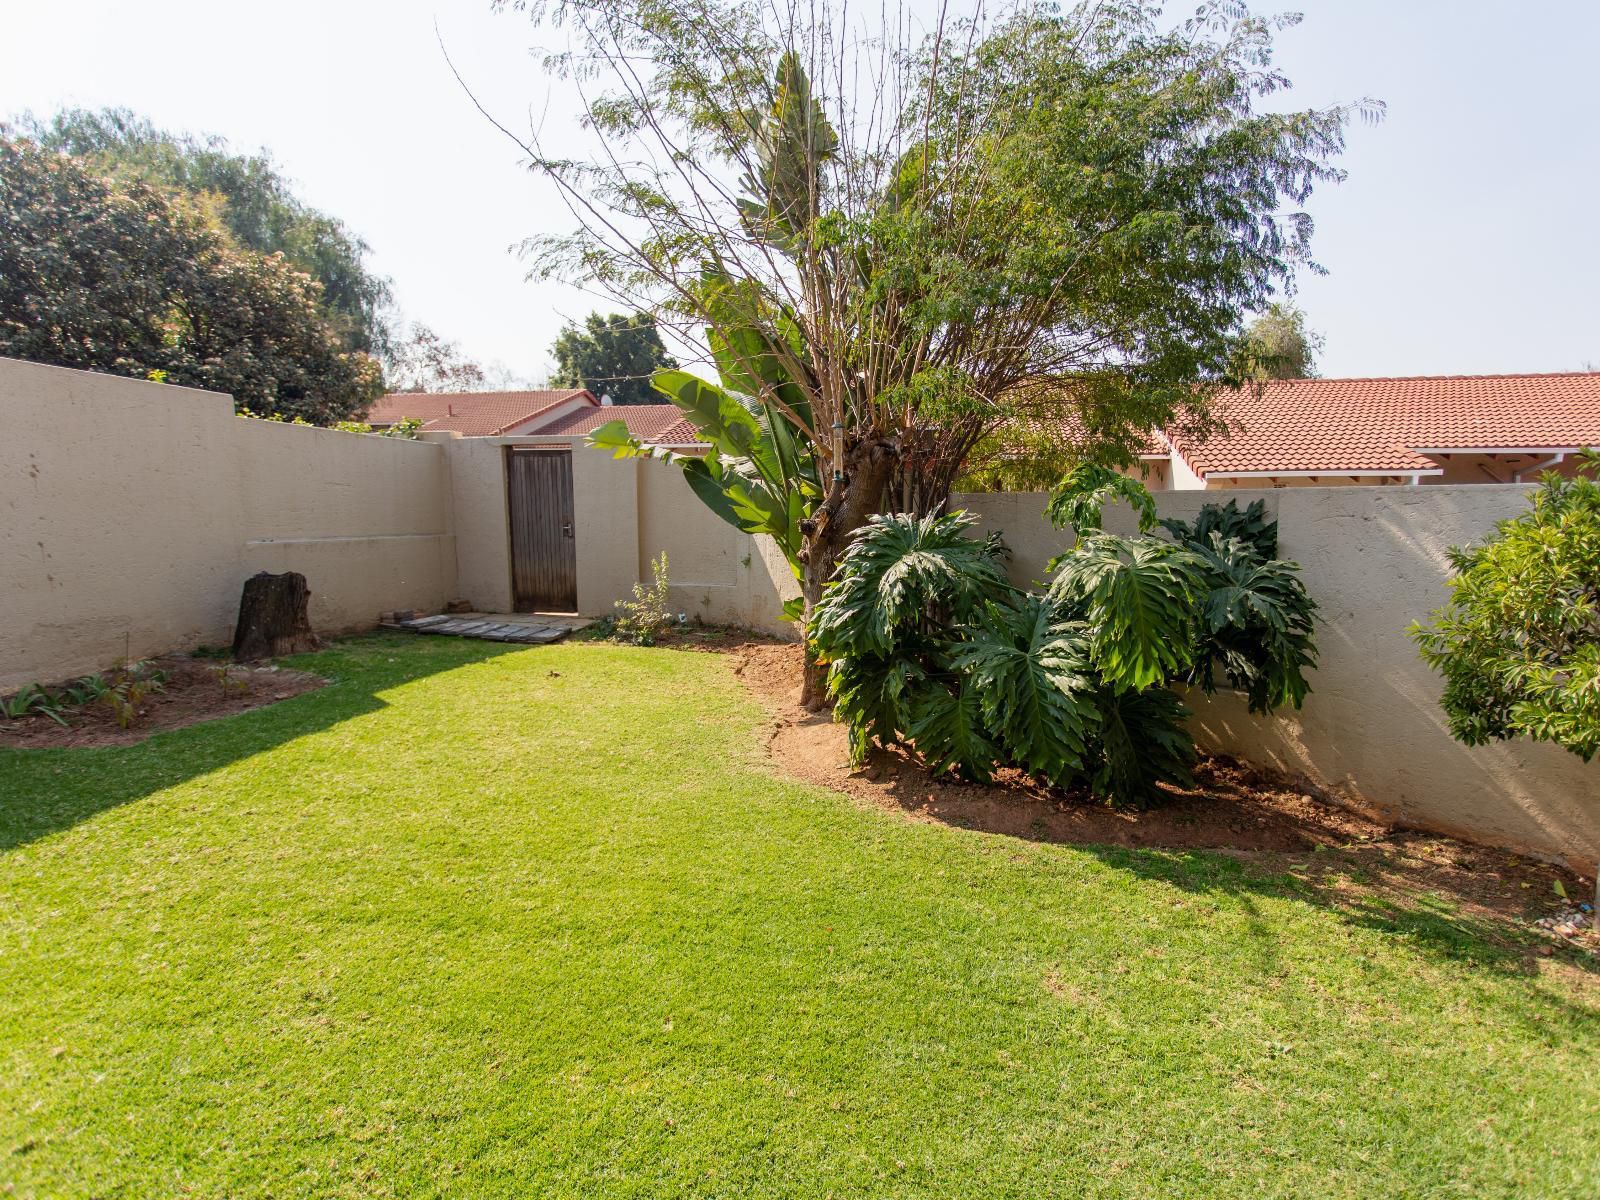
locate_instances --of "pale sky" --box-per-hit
[4,0,1597,382]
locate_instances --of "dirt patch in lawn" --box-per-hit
[731,641,1599,959]
[0,658,324,749]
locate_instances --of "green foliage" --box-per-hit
[1159,498,1278,561]
[512,0,1376,571]
[332,416,423,439]
[551,311,679,405]
[1050,536,1202,693]
[1411,452,1600,760]
[1,660,168,730]
[19,106,394,357]
[809,513,1012,659]
[0,136,382,423]
[1084,684,1196,808]
[591,366,819,582]
[1045,463,1158,535]
[1,684,67,726]
[947,596,1099,785]
[1186,535,1317,713]
[615,552,675,645]
[1240,302,1323,380]
[811,478,1318,807]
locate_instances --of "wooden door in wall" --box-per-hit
[506,448,577,612]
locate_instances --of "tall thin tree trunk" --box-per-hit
[796,437,899,710]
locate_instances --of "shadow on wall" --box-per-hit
[0,634,521,853]
[1181,485,1600,868]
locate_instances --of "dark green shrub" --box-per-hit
[1411,451,1600,759]
[809,485,1318,808]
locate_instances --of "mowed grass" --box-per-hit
[2,635,1597,1198]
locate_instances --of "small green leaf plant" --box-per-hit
[809,473,1318,808]
[615,553,675,646]
[1,660,169,732]
[1411,450,1600,760]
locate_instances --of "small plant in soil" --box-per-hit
[1,683,68,726]
[615,552,674,646]
[210,664,251,696]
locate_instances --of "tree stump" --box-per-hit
[232,571,319,661]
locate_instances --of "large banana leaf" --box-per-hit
[587,364,818,581]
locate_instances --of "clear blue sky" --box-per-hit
[4,1,1597,382]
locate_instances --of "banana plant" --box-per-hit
[589,366,820,619]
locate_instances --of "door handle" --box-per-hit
[562,522,574,539]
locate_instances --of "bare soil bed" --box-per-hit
[0,657,324,749]
[729,640,1598,955]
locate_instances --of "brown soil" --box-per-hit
[730,641,1599,957]
[0,657,324,749]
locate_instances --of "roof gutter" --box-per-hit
[1201,468,1445,480]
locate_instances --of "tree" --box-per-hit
[496,0,1373,703]
[1411,452,1600,760]
[550,312,679,404]
[0,136,382,423]
[1241,302,1323,379]
[383,323,489,393]
[18,107,395,358]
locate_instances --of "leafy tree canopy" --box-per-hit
[506,0,1374,686]
[383,323,490,394]
[1240,302,1323,379]
[550,312,679,404]
[17,107,395,358]
[0,135,382,423]
[1412,452,1600,760]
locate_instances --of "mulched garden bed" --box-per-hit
[0,657,324,749]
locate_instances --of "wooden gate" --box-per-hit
[506,448,577,612]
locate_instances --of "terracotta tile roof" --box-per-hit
[364,389,592,436]
[536,403,706,445]
[1173,373,1600,478]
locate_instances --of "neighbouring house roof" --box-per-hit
[364,389,593,436]
[533,403,706,446]
[1170,373,1600,479]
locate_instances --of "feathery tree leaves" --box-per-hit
[1240,302,1323,380]
[1411,451,1600,760]
[511,0,1375,706]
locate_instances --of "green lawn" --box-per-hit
[2,634,1597,1198]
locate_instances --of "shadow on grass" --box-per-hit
[0,632,522,853]
[808,717,1600,985]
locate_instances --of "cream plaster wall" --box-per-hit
[2,359,455,689]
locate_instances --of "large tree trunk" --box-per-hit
[796,438,900,710]
[232,571,319,661]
